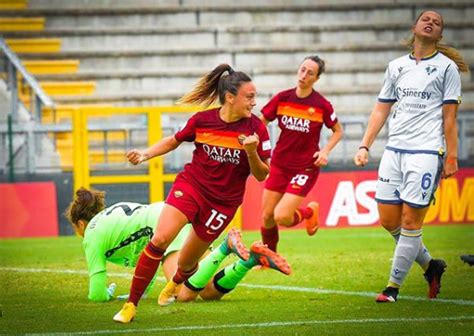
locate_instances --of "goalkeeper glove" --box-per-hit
[107,283,116,298]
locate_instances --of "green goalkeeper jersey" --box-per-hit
[83,201,191,302]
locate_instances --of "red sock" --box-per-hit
[261,226,279,252]
[172,264,198,284]
[128,242,165,306]
[290,207,314,226]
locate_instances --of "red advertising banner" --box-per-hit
[242,168,474,230]
[0,182,59,238]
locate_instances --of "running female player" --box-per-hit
[114,64,271,323]
[260,56,343,252]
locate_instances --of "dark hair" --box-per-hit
[65,187,106,225]
[404,10,468,73]
[304,55,326,77]
[178,63,252,107]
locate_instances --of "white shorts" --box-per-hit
[375,149,443,208]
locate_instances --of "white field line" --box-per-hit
[23,316,474,336]
[2,266,474,306]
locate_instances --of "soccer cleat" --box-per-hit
[113,302,136,323]
[460,255,474,266]
[250,241,291,275]
[158,280,179,306]
[424,259,447,299]
[221,228,250,261]
[305,201,320,236]
[375,286,399,303]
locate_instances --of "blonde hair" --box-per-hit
[404,10,469,73]
[65,187,106,225]
[178,64,252,107]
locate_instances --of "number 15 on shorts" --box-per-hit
[205,209,228,231]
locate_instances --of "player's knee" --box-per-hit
[274,211,293,227]
[380,219,400,231]
[150,234,170,250]
[177,262,198,275]
[177,291,196,303]
[200,283,224,301]
[262,209,275,225]
[200,292,222,301]
[401,214,423,230]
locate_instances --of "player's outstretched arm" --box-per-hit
[88,271,113,302]
[127,135,181,165]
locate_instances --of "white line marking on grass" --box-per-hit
[239,283,474,306]
[24,316,474,336]
[2,267,474,306]
[0,267,138,279]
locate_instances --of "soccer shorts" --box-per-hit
[265,164,319,197]
[166,176,239,243]
[375,149,443,208]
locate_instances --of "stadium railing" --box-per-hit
[0,37,54,122]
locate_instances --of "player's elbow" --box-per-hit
[254,169,268,182]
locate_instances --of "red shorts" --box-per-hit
[264,164,319,197]
[166,176,239,242]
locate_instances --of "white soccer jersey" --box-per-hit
[378,51,462,154]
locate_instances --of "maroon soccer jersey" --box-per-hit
[174,108,271,206]
[262,88,337,170]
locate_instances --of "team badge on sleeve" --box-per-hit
[262,140,272,151]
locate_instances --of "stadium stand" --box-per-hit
[0,0,473,171]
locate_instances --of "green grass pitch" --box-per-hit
[1,225,473,335]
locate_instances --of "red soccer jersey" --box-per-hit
[174,108,271,206]
[262,88,337,170]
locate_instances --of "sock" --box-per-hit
[186,246,228,290]
[261,226,279,252]
[389,226,432,271]
[214,260,252,292]
[173,264,198,284]
[388,228,422,287]
[288,207,314,227]
[129,242,165,306]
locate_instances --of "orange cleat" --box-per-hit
[223,228,250,261]
[304,201,320,236]
[250,241,291,275]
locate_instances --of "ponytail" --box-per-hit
[436,43,469,73]
[65,187,106,225]
[178,63,252,107]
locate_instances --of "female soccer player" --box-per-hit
[259,56,343,252]
[114,64,271,323]
[65,187,191,302]
[353,10,468,302]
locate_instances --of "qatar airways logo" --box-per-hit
[396,87,432,100]
[203,144,241,165]
[281,115,310,133]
